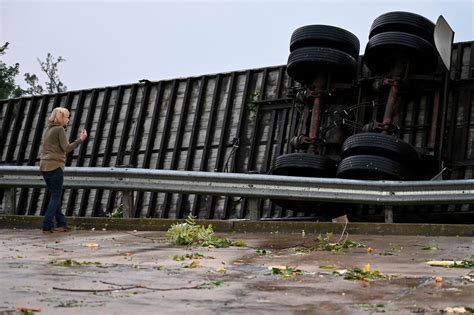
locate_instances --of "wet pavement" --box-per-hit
[0,228,473,314]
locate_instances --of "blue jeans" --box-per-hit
[42,168,67,230]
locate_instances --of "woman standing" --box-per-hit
[40,107,88,233]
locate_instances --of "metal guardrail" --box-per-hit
[1,166,474,221]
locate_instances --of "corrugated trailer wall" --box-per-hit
[0,66,297,219]
[1,42,474,220]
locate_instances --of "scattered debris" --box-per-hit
[55,299,100,308]
[108,204,124,218]
[173,253,204,261]
[336,264,390,281]
[216,266,227,273]
[375,246,402,256]
[166,215,246,248]
[182,261,201,268]
[268,265,303,279]
[197,281,223,289]
[16,306,41,313]
[331,215,349,223]
[462,271,474,283]
[442,306,468,314]
[49,259,101,267]
[295,232,365,253]
[422,245,440,250]
[356,303,385,313]
[81,243,100,248]
[53,280,221,293]
[426,259,474,269]
[256,249,271,255]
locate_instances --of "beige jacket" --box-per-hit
[39,124,83,172]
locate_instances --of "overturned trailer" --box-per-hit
[0,12,473,222]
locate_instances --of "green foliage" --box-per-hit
[315,232,366,251]
[182,260,201,268]
[173,252,205,261]
[232,239,247,247]
[428,258,474,269]
[24,53,67,95]
[295,232,366,253]
[197,281,223,289]
[269,266,303,279]
[357,304,386,312]
[166,215,246,248]
[452,259,474,269]
[340,265,388,281]
[23,73,43,95]
[0,42,23,99]
[0,43,67,99]
[166,215,215,246]
[49,259,101,267]
[108,204,124,218]
[246,92,260,119]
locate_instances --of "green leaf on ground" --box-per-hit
[268,265,303,279]
[49,259,101,267]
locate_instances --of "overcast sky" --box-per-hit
[2,0,473,92]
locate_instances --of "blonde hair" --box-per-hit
[48,107,70,124]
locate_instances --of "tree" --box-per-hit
[0,42,68,99]
[0,42,23,99]
[24,53,67,95]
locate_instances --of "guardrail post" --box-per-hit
[4,188,17,215]
[122,191,134,218]
[384,206,393,223]
[248,198,260,221]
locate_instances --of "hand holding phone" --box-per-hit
[80,129,88,141]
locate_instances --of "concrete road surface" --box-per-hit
[0,228,473,314]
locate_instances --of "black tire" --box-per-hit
[336,155,413,180]
[290,25,360,59]
[271,153,337,178]
[364,31,438,74]
[369,11,435,45]
[287,46,358,85]
[341,133,419,161]
[271,153,337,212]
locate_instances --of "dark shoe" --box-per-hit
[43,228,61,234]
[52,227,70,232]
